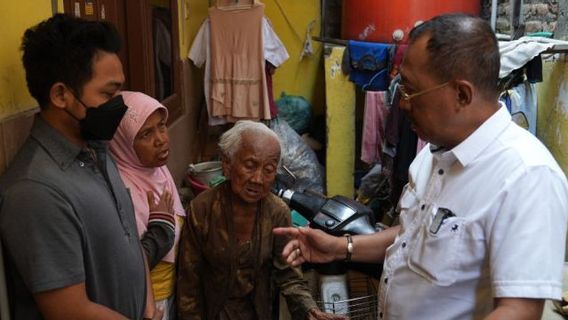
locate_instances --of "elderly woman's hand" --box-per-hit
[147,190,174,215]
[306,308,349,320]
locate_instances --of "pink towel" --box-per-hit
[361,91,388,164]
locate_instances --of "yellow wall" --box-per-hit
[0,2,54,120]
[325,46,355,198]
[537,58,568,175]
[181,0,324,114]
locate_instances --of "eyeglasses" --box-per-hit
[398,82,450,101]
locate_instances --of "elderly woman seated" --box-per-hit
[177,121,345,320]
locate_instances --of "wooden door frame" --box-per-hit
[126,0,183,124]
[63,0,184,124]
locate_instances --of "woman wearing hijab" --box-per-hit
[109,91,185,319]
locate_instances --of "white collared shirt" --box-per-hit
[379,105,568,320]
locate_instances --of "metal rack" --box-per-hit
[315,272,379,320]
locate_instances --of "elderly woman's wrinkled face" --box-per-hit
[133,109,170,167]
[223,133,280,204]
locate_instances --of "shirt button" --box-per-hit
[79,161,85,167]
[421,204,425,210]
[438,169,444,175]
[379,312,383,318]
[384,277,388,284]
[402,242,407,248]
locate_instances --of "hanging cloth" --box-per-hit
[209,4,270,121]
[361,91,388,165]
[346,40,392,91]
[189,16,288,125]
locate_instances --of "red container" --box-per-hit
[341,0,480,43]
[186,175,209,196]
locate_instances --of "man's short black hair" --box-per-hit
[409,14,500,99]
[21,13,122,108]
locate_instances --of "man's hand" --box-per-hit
[306,308,349,320]
[34,282,128,319]
[273,227,342,267]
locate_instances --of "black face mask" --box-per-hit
[71,95,128,141]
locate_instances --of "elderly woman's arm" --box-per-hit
[272,209,319,320]
[176,204,205,320]
[273,258,319,319]
[272,208,349,320]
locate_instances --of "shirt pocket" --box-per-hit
[407,215,466,286]
[397,185,420,228]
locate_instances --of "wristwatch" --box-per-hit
[345,234,353,262]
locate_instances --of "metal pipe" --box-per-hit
[512,0,522,32]
[491,0,498,31]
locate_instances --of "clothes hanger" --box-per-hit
[215,0,260,10]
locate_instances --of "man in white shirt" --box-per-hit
[274,13,568,320]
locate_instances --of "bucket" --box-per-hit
[341,0,480,43]
[186,175,209,195]
[187,161,223,186]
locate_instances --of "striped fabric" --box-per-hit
[148,211,175,233]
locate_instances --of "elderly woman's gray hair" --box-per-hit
[218,120,283,162]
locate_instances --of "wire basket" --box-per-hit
[315,271,378,320]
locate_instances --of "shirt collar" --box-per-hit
[451,103,511,167]
[30,116,82,170]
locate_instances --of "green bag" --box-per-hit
[276,92,312,134]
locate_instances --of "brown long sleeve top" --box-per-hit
[177,182,318,320]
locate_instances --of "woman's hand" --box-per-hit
[143,307,164,320]
[273,227,343,267]
[151,307,164,320]
[147,190,173,214]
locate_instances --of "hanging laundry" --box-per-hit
[389,44,407,81]
[152,8,172,101]
[188,11,289,125]
[265,62,278,118]
[525,55,543,83]
[499,92,513,114]
[511,81,538,135]
[345,40,392,91]
[499,36,568,79]
[209,4,268,120]
[383,87,418,204]
[361,91,388,165]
